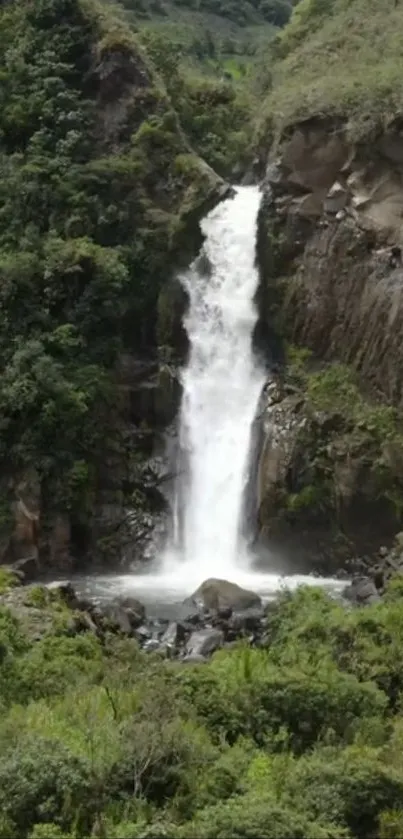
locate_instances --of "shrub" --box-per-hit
[177,794,349,838]
[0,567,20,594]
[0,737,93,834]
[282,748,403,838]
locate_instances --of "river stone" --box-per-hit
[11,556,39,583]
[228,606,265,633]
[187,578,262,613]
[134,624,152,643]
[186,627,224,657]
[116,595,146,628]
[343,576,381,605]
[160,621,187,648]
[103,604,132,634]
[46,580,78,607]
[171,603,203,624]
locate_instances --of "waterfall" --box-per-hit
[68,186,348,605]
[163,186,266,580]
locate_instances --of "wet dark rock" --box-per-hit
[228,607,265,634]
[116,595,145,628]
[172,602,203,624]
[217,605,233,620]
[371,565,385,590]
[186,627,224,657]
[343,576,381,605]
[188,578,262,613]
[11,556,39,583]
[67,611,100,636]
[46,580,78,608]
[160,621,187,648]
[100,603,133,634]
[134,624,152,642]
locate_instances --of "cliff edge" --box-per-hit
[255,0,403,570]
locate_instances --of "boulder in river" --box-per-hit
[343,576,381,606]
[160,620,187,649]
[186,578,261,613]
[186,627,224,657]
[99,598,146,634]
[115,595,145,628]
[228,606,265,633]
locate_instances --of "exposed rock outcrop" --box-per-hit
[187,578,262,612]
[255,364,403,571]
[256,118,403,569]
[257,118,403,404]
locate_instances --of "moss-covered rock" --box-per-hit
[257,358,403,572]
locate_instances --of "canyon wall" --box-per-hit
[256,119,403,570]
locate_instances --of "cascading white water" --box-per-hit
[164,186,266,578]
[67,185,347,605]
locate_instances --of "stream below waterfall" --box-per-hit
[62,186,346,612]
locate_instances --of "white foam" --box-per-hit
[163,186,266,579]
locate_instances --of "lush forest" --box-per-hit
[2,576,403,837]
[3,0,403,837]
[0,0,240,563]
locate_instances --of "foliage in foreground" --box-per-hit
[2,582,403,836]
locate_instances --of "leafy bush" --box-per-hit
[177,794,348,838]
[282,748,403,839]
[0,737,93,834]
[0,583,403,836]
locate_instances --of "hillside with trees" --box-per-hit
[0,0,229,570]
[2,1,403,838]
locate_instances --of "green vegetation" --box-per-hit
[120,0,292,65]
[289,353,403,447]
[0,0,223,548]
[275,351,403,528]
[123,0,295,28]
[259,0,403,137]
[0,568,20,594]
[1,581,403,836]
[141,31,253,175]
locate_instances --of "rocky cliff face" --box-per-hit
[256,118,403,569]
[258,119,403,395]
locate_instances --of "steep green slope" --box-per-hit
[0,0,225,563]
[260,0,403,138]
[120,0,285,62]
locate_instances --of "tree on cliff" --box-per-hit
[0,0,223,564]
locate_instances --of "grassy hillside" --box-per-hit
[120,0,283,61]
[116,0,304,87]
[260,0,403,138]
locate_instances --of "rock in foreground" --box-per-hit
[187,578,262,613]
[186,628,224,657]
